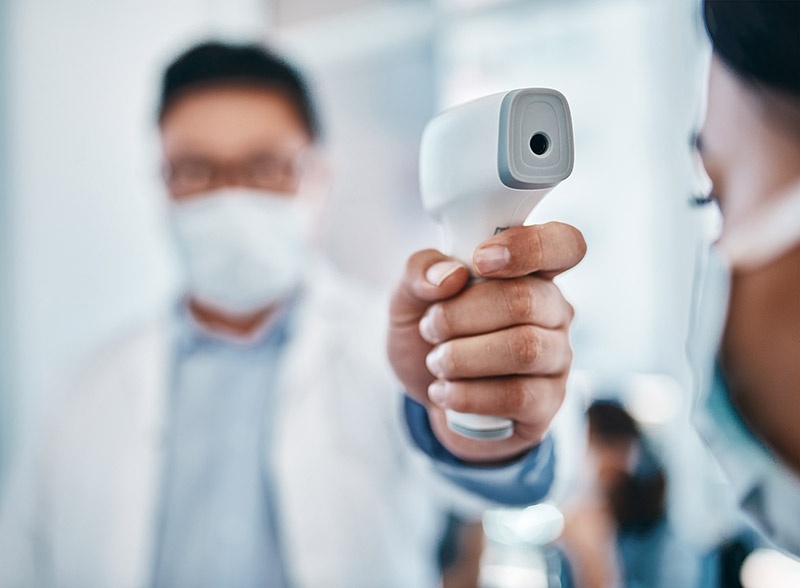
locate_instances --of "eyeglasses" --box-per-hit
[163,150,310,197]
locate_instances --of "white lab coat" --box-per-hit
[0,264,469,588]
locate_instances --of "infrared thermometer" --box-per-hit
[419,88,574,440]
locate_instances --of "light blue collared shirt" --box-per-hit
[152,306,292,588]
[151,299,557,587]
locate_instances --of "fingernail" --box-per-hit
[426,261,462,287]
[474,246,510,274]
[426,345,446,377]
[428,381,448,406]
[418,306,440,343]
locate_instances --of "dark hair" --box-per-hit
[158,41,320,139]
[587,400,639,443]
[587,400,666,531]
[607,459,666,533]
[704,0,800,98]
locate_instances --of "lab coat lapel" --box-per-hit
[268,265,419,586]
[51,321,170,587]
[270,279,335,585]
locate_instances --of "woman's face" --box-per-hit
[697,56,800,236]
[697,55,800,473]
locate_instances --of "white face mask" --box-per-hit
[688,181,800,555]
[170,187,314,316]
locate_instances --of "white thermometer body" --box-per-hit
[419,88,574,440]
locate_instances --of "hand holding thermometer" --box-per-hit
[419,88,574,440]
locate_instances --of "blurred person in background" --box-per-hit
[558,400,702,588]
[439,515,484,588]
[0,41,585,587]
[689,0,800,557]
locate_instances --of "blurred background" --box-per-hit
[0,0,790,585]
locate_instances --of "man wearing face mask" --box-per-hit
[0,42,586,587]
[688,0,800,557]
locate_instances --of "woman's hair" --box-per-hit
[704,0,800,98]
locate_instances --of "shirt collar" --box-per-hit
[173,292,300,354]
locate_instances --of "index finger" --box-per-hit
[472,221,586,279]
[389,248,470,329]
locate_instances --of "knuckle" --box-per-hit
[525,378,563,425]
[511,326,542,371]
[446,387,475,413]
[504,279,535,322]
[528,228,546,268]
[503,378,529,413]
[523,380,550,422]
